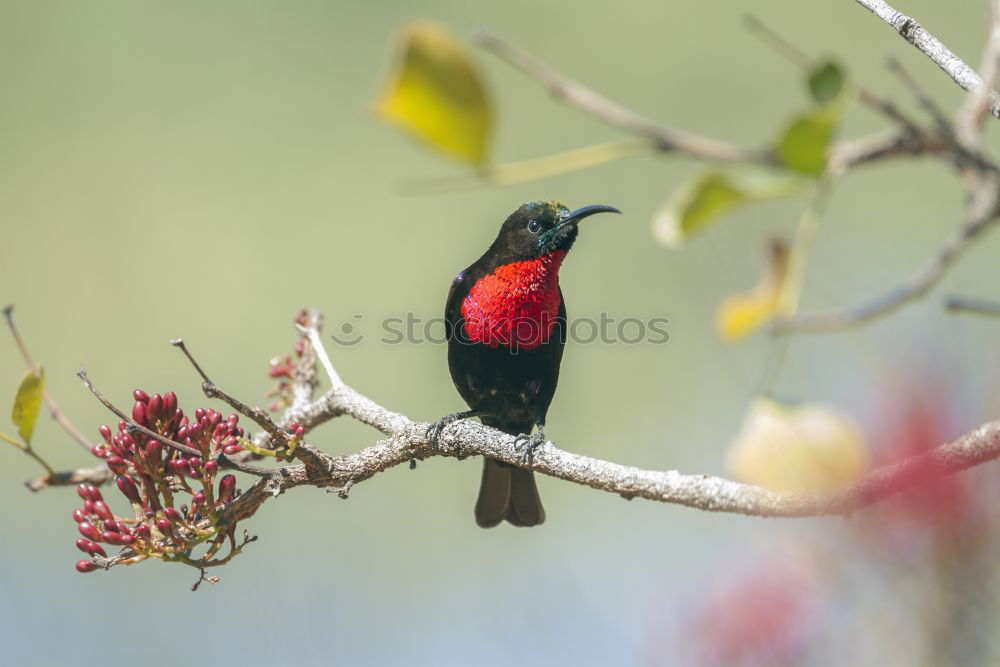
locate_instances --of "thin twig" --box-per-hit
[775,179,1000,333]
[958,0,1000,149]
[472,29,769,163]
[853,0,1000,119]
[743,15,922,132]
[3,305,93,452]
[296,324,343,389]
[945,296,1000,317]
[76,369,202,458]
[171,339,290,449]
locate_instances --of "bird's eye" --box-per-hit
[526,220,541,234]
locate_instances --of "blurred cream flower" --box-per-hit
[727,397,869,494]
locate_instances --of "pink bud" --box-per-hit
[145,440,162,466]
[135,523,151,539]
[72,509,87,523]
[223,444,243,455]
[102,531,125,546]
[99,425,112,443]
[91,445,109,459]
[195,408,206,421]
[102,519,118,533]
[107,456,127,474]
[78,522,101,542]
[204,460,219,476]
[116,476,141,504]
[147,394,163,422]
[132,401,147,426]
[163,391,177,416]
[92,501,113,522]
[75,560,98,573]
[163,507,180,522]
[83,500,95,515]
[218,474,236,503]
[155,519,173,537]
[133,389,149,403]
[76,484,90,501]
[76,538,106,557]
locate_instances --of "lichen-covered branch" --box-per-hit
[854,0,1000,119]
[200,331,1000,524]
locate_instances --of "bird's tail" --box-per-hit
[475,421,545,528]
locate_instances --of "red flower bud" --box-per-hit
[78,522,101,542]
[204,460,219,476]
[223,444,243,455]
[121,534,135,545]
[132,401,147,426]
[86,485,102,502]
[163,507,180,522]
[91,445,108,459]
[107,456,127,474]
[163,391,177,416]
[116,476,141,504]
[83,500,95,515]
[72,509,87,523]
[102,519,119,533]
[147,394,164,422]
[133,389,149,403]
[76,538,106,557]
[102,531,125,545]
[135,523,151,539]
[195,408,206,421]
[92,501,113,522]
[218,474,236,503]
[99,425,112,443]
[145,440,162,466]
[156,519,173,537]
[75,560,98,573]
[76,484,90,501]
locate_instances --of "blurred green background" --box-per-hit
[2,1,999,665]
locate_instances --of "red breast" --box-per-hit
[461,250,566,350]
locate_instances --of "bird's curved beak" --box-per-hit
[557,204,622,230]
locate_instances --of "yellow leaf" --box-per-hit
[12,367,44,445]
[727,397,869,494]
[716,240,790,341]
[376,20,492,164]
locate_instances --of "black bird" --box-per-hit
[428,200,621,527]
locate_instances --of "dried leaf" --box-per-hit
[376,20,492,164]
[716,240,790,341]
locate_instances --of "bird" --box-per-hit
[428,200,621,527]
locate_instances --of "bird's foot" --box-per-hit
[513,430,546,464]
[426,410,480,455]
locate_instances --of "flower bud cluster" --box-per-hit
[74,390,245,573]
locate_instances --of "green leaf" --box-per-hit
[775,105,840,176]
[12,368,44,445]
[652,170,805,246]
[807,61,845,105]
[376,20,492,164]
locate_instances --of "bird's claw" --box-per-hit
[513,431,545,464]
[426,411,478,456]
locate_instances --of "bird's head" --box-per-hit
[488,200,621,263]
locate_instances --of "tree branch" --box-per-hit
[198,334,1000,524]
[774,177,1000,332]
[853,0,1000,119]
